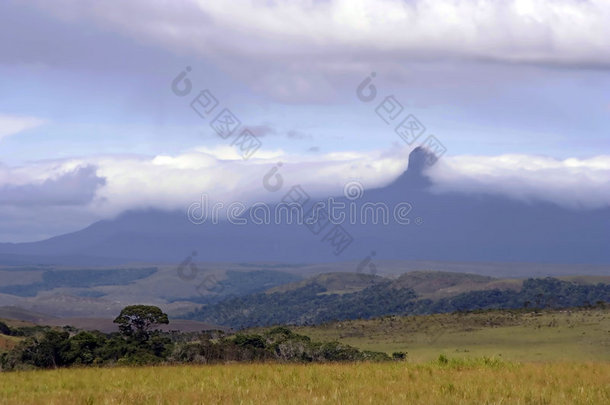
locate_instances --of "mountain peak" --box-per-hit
[388,147,434,190]
[407,146,436,174]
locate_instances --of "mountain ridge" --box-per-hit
[0,148,608,265]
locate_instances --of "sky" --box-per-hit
[0,0,609,242]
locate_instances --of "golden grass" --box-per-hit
[292,308,610,362]
[1,361,608,404]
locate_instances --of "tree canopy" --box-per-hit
[113,305,169,341]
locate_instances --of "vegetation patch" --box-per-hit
[0,305,390,371]
[0,268,157,297]
[188,276,610,329]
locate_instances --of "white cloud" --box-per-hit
[191,145,285,161]
[0,114,45,141]
[0,144,407,216]
[22,0,609,103]
[428,154,610,209]
[2,144,610,217]
[0,144,609,241]
[87,145,409,216]
[29,0,610,67]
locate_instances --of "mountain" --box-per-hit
[0,147,608,265]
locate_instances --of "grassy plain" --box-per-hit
[1,308,608,404]
[0,361,608,404]
[292,308,610,362]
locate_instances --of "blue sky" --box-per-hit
[0,0,609,241]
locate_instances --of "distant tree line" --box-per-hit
[186,278,610,329]
[0,305,391,371]
[0,268,157,297]
[427,278,610,313]
[187,281,418,329]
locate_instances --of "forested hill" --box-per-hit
[185,272,610,329]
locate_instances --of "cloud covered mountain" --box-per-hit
[0,148,607,266]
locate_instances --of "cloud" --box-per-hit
[0,164,105,206]
[428,154,610,209]
[89,145,409,216]
[0,144,408,213]
[0,145,609,241]
[244,124,276,138]
[30,0,610,66]
[89,149,610,213]
[2,144,610,216]
[0,114,45,141]
[23,0,610,101]
[0,1,606,242]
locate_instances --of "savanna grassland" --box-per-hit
[292,307,610,362]
[0,361,608,404]
[1,308,609,404]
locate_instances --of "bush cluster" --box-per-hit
[0,307,392,371]
[173,327,391,364]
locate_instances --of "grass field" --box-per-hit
[292,308,610,362]
[1,308,608,403]
[0,361,608,404]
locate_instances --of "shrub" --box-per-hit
[392,351,407,361]
[438,354,449,365]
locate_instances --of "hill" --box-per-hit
[390,271,521,299]
[186,271,610,329]
[0,306,57,324]
[267,272,383,294]
[0,266,302,318]
[1,264,608,322]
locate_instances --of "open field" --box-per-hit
[0,361,608,404]
[1,308,608,404]
[290,308,610,362]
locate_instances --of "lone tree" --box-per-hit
[113,305,169,342]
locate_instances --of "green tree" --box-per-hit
[113,305,169,342]
[20,330,70,369]
[64,331,107,365]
